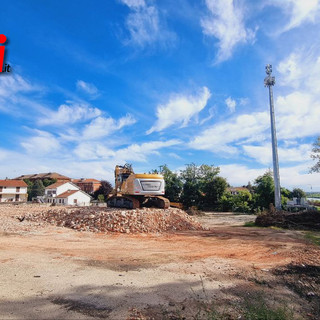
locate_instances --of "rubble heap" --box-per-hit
[25,207,204,233]
[255,210,320,231]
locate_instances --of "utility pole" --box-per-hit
[264,64,281,210]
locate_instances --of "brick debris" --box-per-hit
[22,206,204,233]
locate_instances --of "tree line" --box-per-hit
[152,164,306,213]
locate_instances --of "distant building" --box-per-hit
[72,178,101,194]
[0,180,28,202]
[15,172,71,183]
[227,187,249,195]
[45,181,91,206]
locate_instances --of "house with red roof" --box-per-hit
[45,181,91,206]
[72,178,101,194]
[0,180,28,202]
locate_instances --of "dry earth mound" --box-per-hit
[255,210,320,230]
[25,207,204,233]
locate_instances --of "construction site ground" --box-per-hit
[0,205,319,319]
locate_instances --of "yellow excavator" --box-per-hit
[107,164,170,209]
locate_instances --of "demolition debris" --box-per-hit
[22,206,204,234]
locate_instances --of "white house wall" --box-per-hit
[46,182,79,197]
[0,186,27,202]
[66,191,91,206]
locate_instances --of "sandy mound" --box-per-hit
[25,207,204,233]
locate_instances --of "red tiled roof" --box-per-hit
[56,190,79,198]
[15,172,71,180]
[228,187,249,192]
[73,178,100,183]
[45,181,69,189]
[0,180,27,187]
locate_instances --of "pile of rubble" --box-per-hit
[255,209,320,231]
[25,207,205,233]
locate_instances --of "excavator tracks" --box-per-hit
[107,195,170,209]
[107,195,140,209]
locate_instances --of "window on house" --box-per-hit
[16,187,20,192]
[0,187,2,192]
[74,199,77,204]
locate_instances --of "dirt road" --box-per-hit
[0,207,319,319]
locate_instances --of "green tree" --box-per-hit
[42,178,57,187]
[31,180,45,199]
[160,165,183,202]
[97,194,105,202]
[180,163,222,209]
[23,179,34,201]
[219,190,253,213]
[180,163,203,208]
[280,187,291,207]
[93,180,113,200]
[253,171,275,209]
[310,136,320,173]
[219,192,234,211]
[232,190,253,213]
[201,176,228,209]
[291,188,306,199]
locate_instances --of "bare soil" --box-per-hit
[0,205,319,319]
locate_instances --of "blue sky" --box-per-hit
[1,0,320,191]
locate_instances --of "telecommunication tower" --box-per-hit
[264,64,281,210]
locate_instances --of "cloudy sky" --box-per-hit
[1,0,320,190]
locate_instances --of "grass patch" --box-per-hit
[244,221,256,227]
[304,231,320,246]
[243,294,293,320]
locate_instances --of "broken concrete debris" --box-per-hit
[24,207,204,234]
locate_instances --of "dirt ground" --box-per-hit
[0,206,319,319]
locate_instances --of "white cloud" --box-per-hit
[277,52,303,88]
[268,0,320,33]
[74,143,116,160]
[0,74,47,116]
[38,103,102,126]
[276,91,320,140]
[72,138,181,163]
[0,74,36,97]
[82,114,136,140]
[201,0,256,63]
[225,96,236,112]
[189,112,269,155]
[199,107,215,125]
[220,164,266,186]
[115,139,181,162]
[120,0,145,8]
[147,87,211,134]
[76,80,99,97]
[277,49,320,94]
[220,163,320,190]
[21,130,60,155]
[243,143,312,165]
[120,0,175,47]
[169,152,182,160]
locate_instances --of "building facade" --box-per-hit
[0,180,28,202]
[45,181,91,206]
[72,178,101,194]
